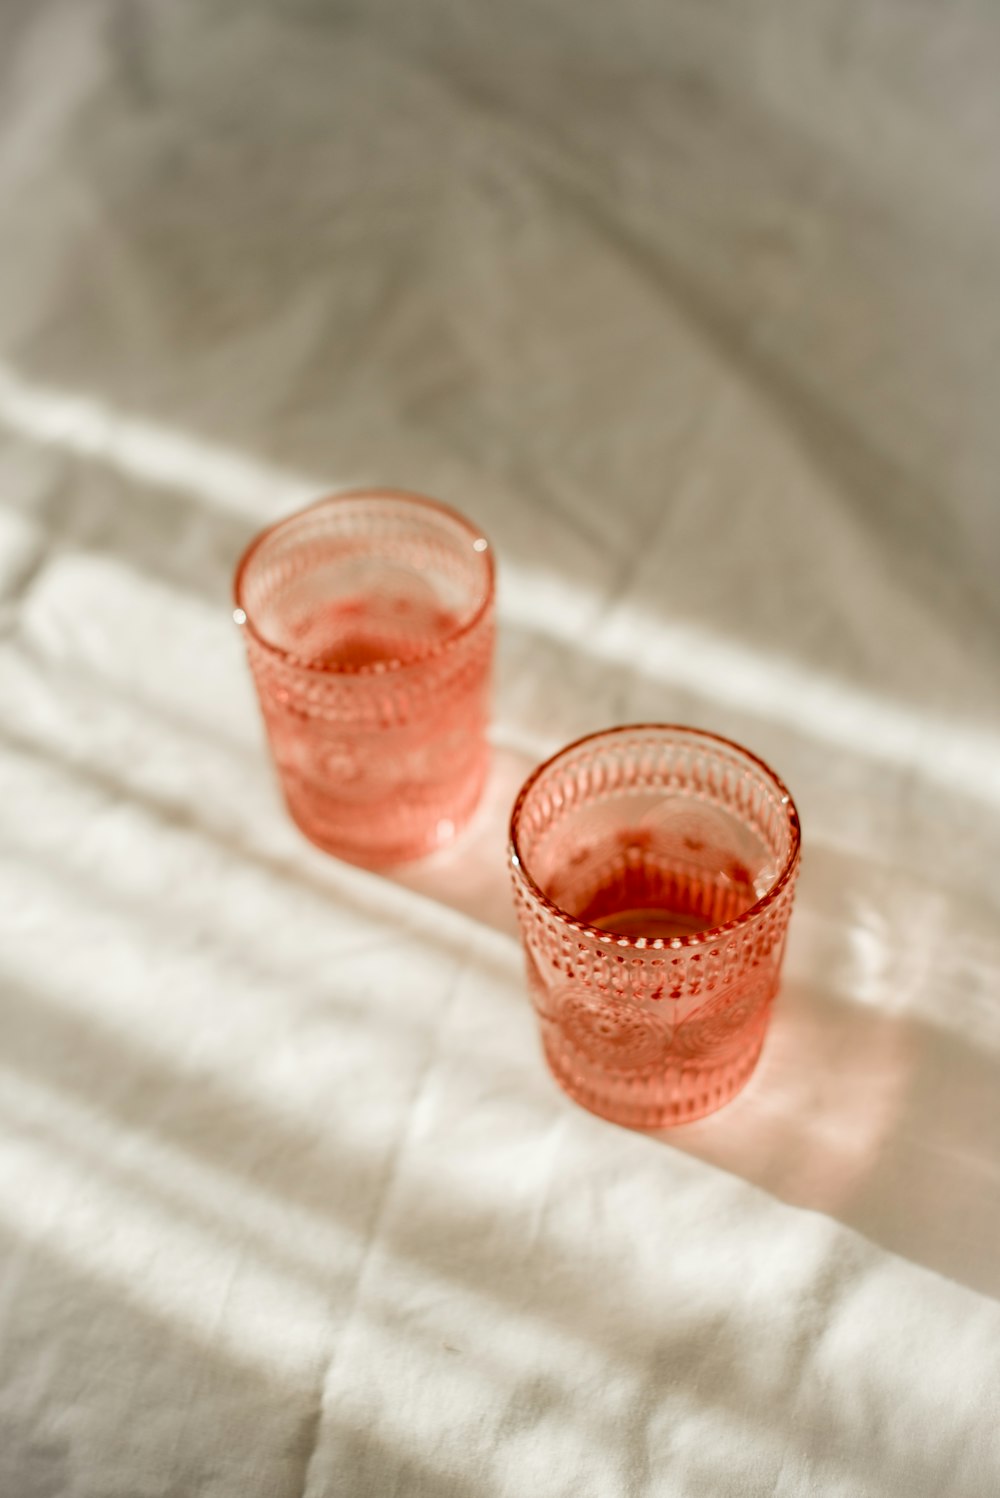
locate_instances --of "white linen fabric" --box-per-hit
[1,2,999,1494]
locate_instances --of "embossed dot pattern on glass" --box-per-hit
[509,726,801,1128]
[235,490,495,866]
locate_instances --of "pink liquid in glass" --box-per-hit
[510,727,800,1128]
[236,492,495,866]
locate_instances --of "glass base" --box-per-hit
[283,755,488,868]
[541,1029,765,1129]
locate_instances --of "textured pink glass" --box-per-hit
[234,489,495,866]
[509,725,801,1128]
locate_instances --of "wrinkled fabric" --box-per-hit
[1,3,999,1495]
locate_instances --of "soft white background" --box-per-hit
[1,1,999,1493]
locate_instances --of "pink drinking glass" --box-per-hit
[234,489,496,866]
[509,725,801,1127]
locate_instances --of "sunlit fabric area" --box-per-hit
[2,1,1000,1493]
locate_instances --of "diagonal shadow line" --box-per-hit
[13,626,259,765]
[5,667,1000,1297]
[1,971,992,1498]
[2,980,832,1492]
[0,428,263,612]
[0,1223,498,1498]
[0,637,530,938]
[297,957,473,1498]
[33,590,1000,922]
[5,513,1000,1298]
[0,970,775,1420]
[6,638,1000,1055]
[0,718,517,970]
[490,619,1000,910]
[0,973,511,1367]
[5,834,445,1038]
[10,638,1000,1056]
[673,971,1000,1299]
[6,417,1000,825]
[6,811,1000,1335]
[1,594,995,1479]
[0,1235,318,1498]
[8,531,1000,919]
[0,443,994,1462]
[0,1050,340,1318]
[0,1208,851,1498]
[0,966,849,1378]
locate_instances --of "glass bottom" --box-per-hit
[541,1024,766,1129]
[282,749,489,867]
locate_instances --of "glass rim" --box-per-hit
[508,722,802,952]
[232,487,496,677]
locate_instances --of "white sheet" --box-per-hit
[1,2,999,1494]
